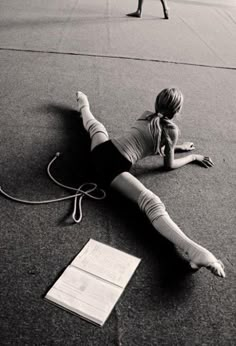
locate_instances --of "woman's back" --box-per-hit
[112,112,159,164]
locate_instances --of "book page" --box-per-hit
[45,239,141,326]
[71,239,141,288]
[46,266,122,326]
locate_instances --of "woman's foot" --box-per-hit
[163,8,169,19]
[187,244,225,278]
[76,91,90,112]
[126,10,141,18]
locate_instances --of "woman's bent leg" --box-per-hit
[76,91,109,151]
[111,172,225,278]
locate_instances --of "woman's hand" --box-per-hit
[194,155,214,168]
[175,142,195,152]
[181,142,195,151]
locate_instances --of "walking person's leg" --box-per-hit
[160,0,169,19]
[126,0,169,19]
[111,172,225,278]
[126,0,143,18]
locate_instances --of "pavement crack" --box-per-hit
[0,46,235,71]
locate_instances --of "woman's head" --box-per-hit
[155,88,183,119]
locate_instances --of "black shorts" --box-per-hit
[89,140,132,188]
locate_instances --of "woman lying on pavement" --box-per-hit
[76,89,225,278]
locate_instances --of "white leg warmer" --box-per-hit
[85,118,109,140]
[137,188,225,277]
[138,189,168,221]
[138,189,192,250]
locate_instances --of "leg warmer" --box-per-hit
[138,189,168,222]
[85,118,109,140]
[138,188,194,251]
[138,188,226,277]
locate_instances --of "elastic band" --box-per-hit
[0,152,106,223]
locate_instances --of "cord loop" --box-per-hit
[0,152,106,224]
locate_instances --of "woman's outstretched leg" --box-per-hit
[111,172,225,278]
[126,0,143,18]
[76,91,109,151]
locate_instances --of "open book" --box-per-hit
[45,239,141,326]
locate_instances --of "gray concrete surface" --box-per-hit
[0,0,235,345]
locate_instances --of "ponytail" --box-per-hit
[147,114,179,156]
[147,87,183,154]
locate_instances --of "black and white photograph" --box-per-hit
[0,0,235,345]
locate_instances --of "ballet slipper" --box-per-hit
[76,91,90,112]
[190,259,225,278]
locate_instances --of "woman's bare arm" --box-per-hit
[164,144,214,170]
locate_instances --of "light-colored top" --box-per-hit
[112,112,159,164]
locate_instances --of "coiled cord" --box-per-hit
[0,152,106,223]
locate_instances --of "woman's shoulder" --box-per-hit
[163,119,178,131]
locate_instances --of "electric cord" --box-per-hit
[0,152,106,223]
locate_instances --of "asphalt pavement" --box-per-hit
[0,0,235,345]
